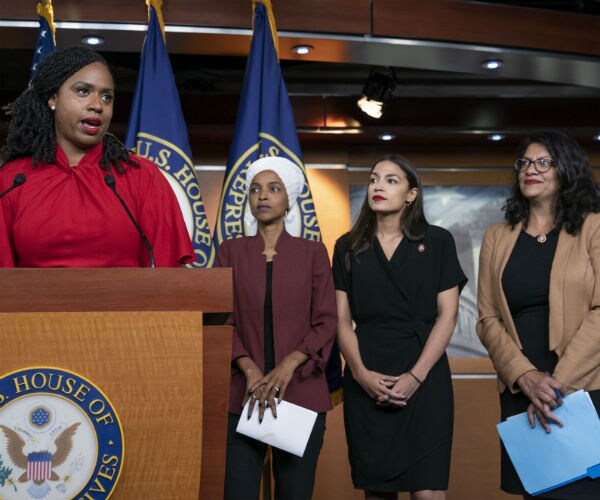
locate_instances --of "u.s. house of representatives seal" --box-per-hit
[0,367,124,499]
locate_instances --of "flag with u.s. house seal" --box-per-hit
[214,0,343,402]
[125,0,215,267]
[214,0,321,246]
[0,367,124,500]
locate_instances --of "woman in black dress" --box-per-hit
[333,154,466,500]
[477,130,600,499]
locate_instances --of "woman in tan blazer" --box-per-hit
[477,130,600,499]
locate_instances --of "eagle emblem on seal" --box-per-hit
[0,422,80,499]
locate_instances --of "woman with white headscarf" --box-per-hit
[216,156,337,500]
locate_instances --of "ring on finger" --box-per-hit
[272,386,280,393]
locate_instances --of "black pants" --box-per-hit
[224,412,326,500]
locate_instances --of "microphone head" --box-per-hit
[13,173,26,186]
[104,174,116,188]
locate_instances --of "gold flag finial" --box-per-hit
[252,0,279,59]
[146,0,166,44]
[36,0,56,45]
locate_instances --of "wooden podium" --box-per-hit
[0,268,232,499]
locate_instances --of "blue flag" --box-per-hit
[214,0,321,246]
[29,0,56,84]
[125,0,215,267]
[214,0,342,401]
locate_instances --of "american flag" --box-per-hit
[29,0,56,84]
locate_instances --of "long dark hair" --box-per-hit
[504,130,600,235]
[0,46,138,173]
[346,154,428,267]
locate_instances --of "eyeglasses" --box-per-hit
[514,157,555,173]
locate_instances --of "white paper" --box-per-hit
[236,399,318,457]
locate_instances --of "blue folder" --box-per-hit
[497,390,600,495]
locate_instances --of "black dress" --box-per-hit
[332,225,467,491]
[501,228,600,499]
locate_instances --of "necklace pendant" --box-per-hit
[536,234,547,244]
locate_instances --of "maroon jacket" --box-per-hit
[216,231,337,414]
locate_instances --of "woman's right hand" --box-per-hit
[354,368,398,403]
[516,369,564,431]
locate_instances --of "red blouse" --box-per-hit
[0,143,194,267]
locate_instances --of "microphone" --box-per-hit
[0,173,26,199]
[104,174,155,268]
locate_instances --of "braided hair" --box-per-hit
[0,46,138,173]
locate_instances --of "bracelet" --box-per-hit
[408,371,423,385]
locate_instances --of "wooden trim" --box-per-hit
[373,0,600,57]
[449,357,496,374]
[0,268,232,313]
[200,325,232,500]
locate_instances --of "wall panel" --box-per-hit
[373,0,600,57]
[1,0,371,34]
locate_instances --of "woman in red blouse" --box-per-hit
[0,46,193,267]
[216,156,337,500]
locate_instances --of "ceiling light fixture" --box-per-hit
[291,44,313,55]
[482,58,503,70]
[357,68,396,119]
[378,133,396,142]
[487,133,505,142]
[81,35,105,46]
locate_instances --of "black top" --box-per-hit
[502,228,559,373]
[264,261,275,373]
[333,226,467,338]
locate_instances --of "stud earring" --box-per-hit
[50,105,56,111]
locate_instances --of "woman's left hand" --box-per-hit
[516,370,565,432]
[526,402,564,433]
[380,372,421,407]
[249,350,308,423]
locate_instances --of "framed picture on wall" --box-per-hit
[350,184,511,357]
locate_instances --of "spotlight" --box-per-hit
[487,133,505,142]
[292,44,313,55]
[482,58,503,70]
[594,133,600,141]
[357,68,396,119]
[378,133,396,142]
[81,35,105,46]
[357,97,383,119]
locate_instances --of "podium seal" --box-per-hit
[0,367,124,499]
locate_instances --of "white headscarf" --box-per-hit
[244,156,305,236]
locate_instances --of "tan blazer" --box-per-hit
[476,212,600,394]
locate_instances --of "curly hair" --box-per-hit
[504,130,600,235]
[0,46,138,173]
[345,154,428,269]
